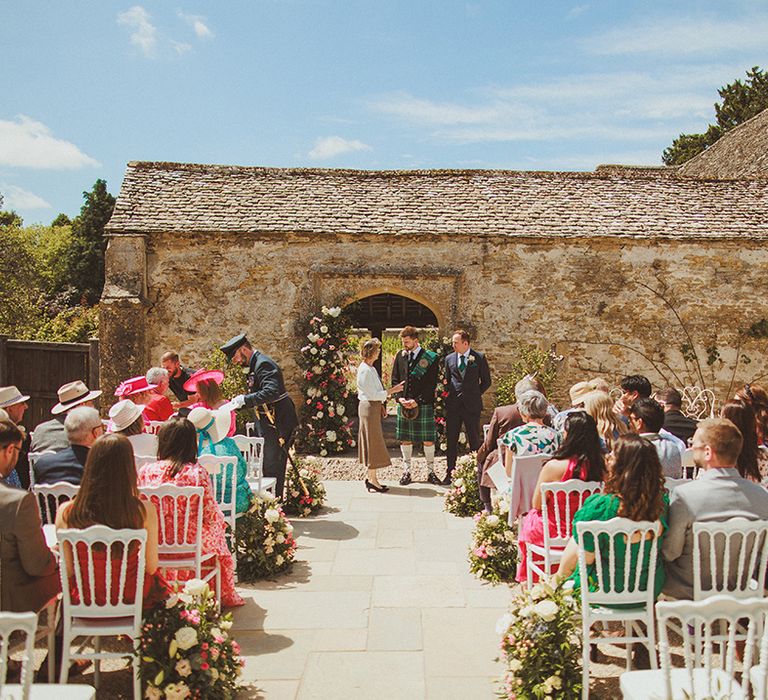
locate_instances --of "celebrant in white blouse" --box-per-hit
[357,338,405,493]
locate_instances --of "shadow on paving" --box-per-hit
[289,519,359,541]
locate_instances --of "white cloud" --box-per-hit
[171,40,192,55]
[1,184,51,210]
[308,136,372,160]
[118,5,158,57]
[0,116,99,169]
[178,11,213,39]
[567,4,590,19]
[582,15,768,55]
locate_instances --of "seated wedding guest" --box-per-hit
[501,391,561,470]
[34,407,103,486]
[0,387,29,489]
[142,368,175,422]
[161,351,198,408]
[188,406,251,514]
[628,398,682,477]
[553,379,609,432]
[517,411,604,583]
[614,374,653,419]
[736,383,768,442]
[185,369,236,437]
[719,400,761,482]
[56,433,169,610]
[556,434,668,603]
[654,387,698,445]
[476,401,524,513]
[109,399,157,457]
[114,375,159,420]
[0,420,59,612]
[31,380,102,454]
[138,418,243,607]
[582,390,627,453]
[662,418,768,600]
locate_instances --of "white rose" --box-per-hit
[495,612,513,635]
[316,411,324,419]
[175,658,192,677]
[321,305,329,314]
[174,626,198,651]
[508,658,523,672]
[308,333,320,342]
[310,347,318,355]
[549,675,562,690]
[299,468,310,477]
[329,306,341,317]
[221,619,233,630]
[440,443,447,451]
[320,449,327,456]
[275,554,284,566]
[519,605,533,618]
[350,440,356,447]
[276,533,285,543]
[165,682,191,700]
[533,599,559,622]
[312,365,321,373]
[319,359,326,366]
[486,515,499,527]
[337,404,346,416]
[325,430,337,442]
[265,508,280,523]
[182,578,208,597]
[320,325,328,334]
[454,477,464,487]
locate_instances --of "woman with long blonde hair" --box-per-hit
[582,390,627,452]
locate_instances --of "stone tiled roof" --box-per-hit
[107,161,768,239]
[679,107,768,179]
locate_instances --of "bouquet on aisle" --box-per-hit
[234,495,296,581]
[496,580,582,699]
[444,453,483,517]
[138,579,244,699]
[283,456,326,517]
[468,499,517,584]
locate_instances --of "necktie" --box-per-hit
[459,354,466,374]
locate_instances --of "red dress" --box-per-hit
[516,458,589,583]
[137,460,243,607]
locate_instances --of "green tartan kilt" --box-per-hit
[396,404,436,443]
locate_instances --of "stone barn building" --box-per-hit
[102,160,768,412]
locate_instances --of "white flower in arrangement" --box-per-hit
[310,347,318,355]
[458,432,467,443]
[440,442,447,451]
[504,530,516,542]
[351,439,356,447]
[320,449,328,456]
[321,305,330,314]
[325,430,337,442]
[327,306,342,317]
[546,675,562,690]
[508,658,523,672]
[495,612,513,635]
[460,485,467,493]
[174,626,199,651]
[175,658,193,677]
[220,619,233,630]
[337,404,346,416]
[164,682,191,700]
[320,325,329,334]
[210,668,219,680]
[165,593,179,608]
[145,686,163,700]
[264,537,274,547]
[291,490,300,498]
[303,508,311,516]
[264,545,273,554]
[519,605,533,618]
[486,514,500,527]
[285,523,294,534]
[276,533,285,544]
[308,333,320,343]
[453,477,464,487]
[312,365,321,373]
[299,468,310,478]
[258,490,272,500]
[275,554,284,566]
[183,579,208,597]
[319,359,326,366]
[533,599,559,622]
[265,508,281,523]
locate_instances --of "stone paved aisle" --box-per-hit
[234,480,509,699]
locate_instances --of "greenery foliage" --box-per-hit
[497,580,582,699]
[663,66,768,166]
[444,454,483,517]
[283,456,327,517]
[234,495,296,581]
[137,579,243,699]
[468,499,518,584]
[495,342,562,406]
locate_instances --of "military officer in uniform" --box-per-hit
[391,326,441,486]
[221,333,299,499]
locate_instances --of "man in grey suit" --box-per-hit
[0,420,59,612]
[662,418,768,599]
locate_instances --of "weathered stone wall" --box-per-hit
[102,229,768,412]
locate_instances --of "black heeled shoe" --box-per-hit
[365,479,386,493]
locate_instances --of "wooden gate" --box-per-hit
[0,336,100,431]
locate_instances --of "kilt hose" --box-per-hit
[396,403,436,443]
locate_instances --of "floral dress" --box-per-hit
[501,422,561,456]
[137,460,244,607]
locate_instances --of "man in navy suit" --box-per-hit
[443,329,492,485]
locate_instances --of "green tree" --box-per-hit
[51,213,71,227]
[0,210,23,227]
[65,179,115,305]
[663,66,768,165]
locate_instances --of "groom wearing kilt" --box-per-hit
[391,326,441,486]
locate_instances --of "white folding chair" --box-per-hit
[143,420,165,436]
[682,447,700,479]
[138,485,221,607]
[525,479,602,586]
[482,423,490,440]
[32,482,80,525]
[621,595,768,700]
[576,517,662,698]
[692,518,768,600]
[245,422,255,438]
[233,435,275,495]
[57,525,147,699]
[0,610,95,699]
[198,455,239,543]
[504,453,551,526]
[27,451,55,489]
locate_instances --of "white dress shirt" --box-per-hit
[356,362,388,402]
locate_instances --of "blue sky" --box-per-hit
[1,0,766,223]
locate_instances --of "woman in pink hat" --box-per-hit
[184,370,237,437]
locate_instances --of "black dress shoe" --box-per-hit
[440,473,453,486]
[365,479,386,493]
[426,472,442,486]
[399,472,412,486]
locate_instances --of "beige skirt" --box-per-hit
[358,400,391,470]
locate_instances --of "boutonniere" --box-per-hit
[401,350,409,357]
[467,355,476,364]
